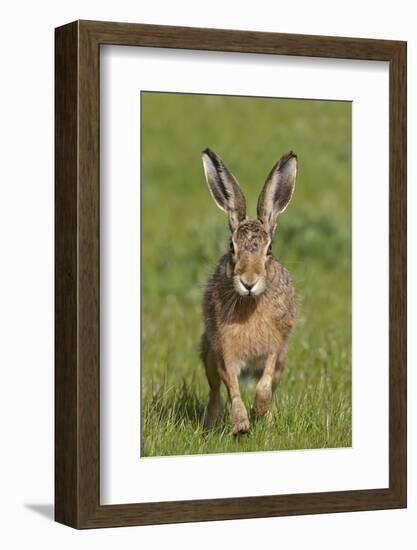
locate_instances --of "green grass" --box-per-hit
[141,92,352,457]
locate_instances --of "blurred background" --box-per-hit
[141,91,351,457]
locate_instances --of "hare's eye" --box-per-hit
[229,241,235,253]
[267,243,272,255]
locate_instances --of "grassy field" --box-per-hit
[141,92,352,457]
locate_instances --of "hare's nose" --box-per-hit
[241,280,255,291]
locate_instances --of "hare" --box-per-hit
[200,148,297,435]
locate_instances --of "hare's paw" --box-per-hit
[253,398,271,417]
[232,417,250,435]
[254,379,273,417]
[231,399,250,435]
[253,405,277,425]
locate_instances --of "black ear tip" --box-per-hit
[202,148,222,171]
[278,150,297,169]
[202,147,215,158]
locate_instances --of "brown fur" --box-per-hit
[200,149,297,434]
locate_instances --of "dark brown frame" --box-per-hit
[55,20,407,529]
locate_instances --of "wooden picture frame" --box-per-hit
[55,20,407,529]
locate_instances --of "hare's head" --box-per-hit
[202,148,297,297]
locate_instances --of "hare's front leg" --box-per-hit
[218,361,250,435]
[254,348,287,417]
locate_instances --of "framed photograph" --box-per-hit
[55,20,406,528]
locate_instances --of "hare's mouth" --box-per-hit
[235,278,263,297]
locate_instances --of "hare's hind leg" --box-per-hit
[201,334,224,429]
[254,346,287,417]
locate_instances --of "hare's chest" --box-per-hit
[221,311,282,363]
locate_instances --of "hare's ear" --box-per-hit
[257,151,297,235]
[202,148,246,232]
